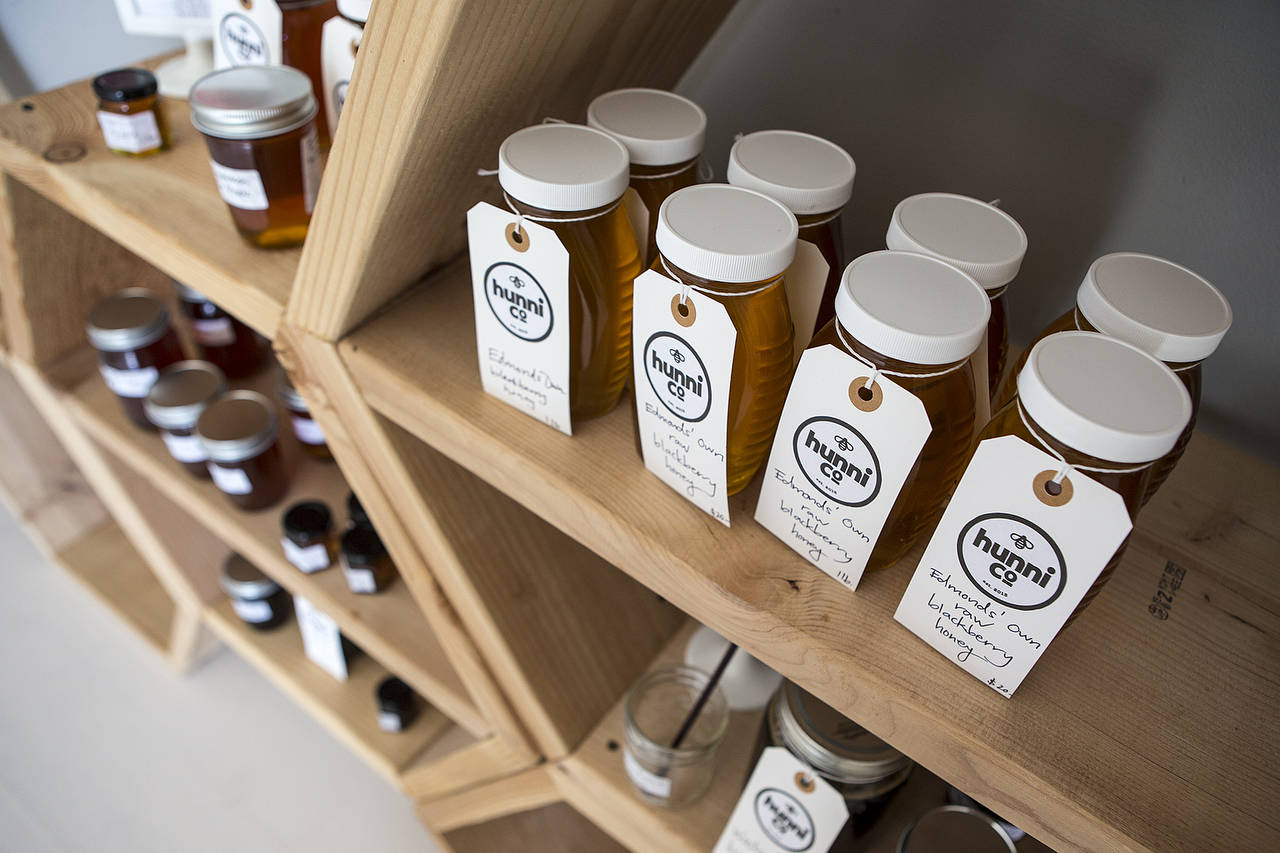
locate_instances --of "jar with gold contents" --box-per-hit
[280,0,339,148]
[93,67,169,156]
[174,282,269,378]
[278,368,331,460]
[340,526,395,594]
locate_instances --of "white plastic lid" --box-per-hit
[1017,332,1191,463]
[655,184,797,283]
[834,251,990,365]
[726,130,855,215]
[337,0,371,21]
[586,88,706,167]
[498,124,630,212]
[1076,253,1232,363]
[886,193,1028,290]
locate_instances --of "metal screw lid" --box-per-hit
[143,361,227,430]
[196,390,279,463]
[220,552,281,600]
[173,280,212,304]
[86,288,172,352]
[277,368,309,412]
[772,680,912,785]
[189,66,318,140]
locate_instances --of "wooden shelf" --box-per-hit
[57,354,488,738]
[342,258,1280,853]
[442,803,629,853]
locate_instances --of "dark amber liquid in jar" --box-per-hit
[177,295,267,378]
[202,120,318,248]
[161,425,210,479]
[507,197,642,421]
[97,93,170,157]
[97,330,186,429]
[630,159,697,266]
[281,0,338,149]
[341,528,396,594]
[810,319,977,570]
[284,401,333,460]
[208,440,288,511]
[987,288,1009,400]
[797,209,846,337]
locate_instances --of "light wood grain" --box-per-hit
[420,765,561,833]
[341,260,1280,853]
[287,0,735,340]
[401,734,539,802]
[442,803,630,853]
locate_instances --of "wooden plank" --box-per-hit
[442,803,629,853]
[401,735,539,803]
[419,765,560,833]
[341,260,1280,853]
[287,0,736,340]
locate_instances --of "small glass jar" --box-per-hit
[197,390,289,510]
[277,368,332,460]
[375,675,421,732]
[647,184,797,495]
[173,281,269,378]
[981,332,1190,622]
[86,288,186,429]
[498,124,642,422]
[347,489,372,531]
[321,0,368,137]
[763,680,913,847]
[727,130,856,339]
[995,253,1230,504]
[143,361,227,478]
[189,66,321,248]
[946,787,1028,844]
[281,500,336,573]
[623,665,729,809]
[340,526,395,594]
[898,806,1018,853]
[280,0,339,149]
[808,250,990,570]
[885,193,1028,400]
[587,88,707,265]
[92,67,169,156]
[222,553,291,631]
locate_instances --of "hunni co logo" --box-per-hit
[643,332,711,422]
[484,262,553,342]
[792,416,881,507]
[220,13,269,65]
[957,512,1067,610]
[754,788,816,852]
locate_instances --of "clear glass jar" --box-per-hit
[144,361,227,478]
[899,806,1018,853]
[727,130,856,339]
[197,390,289,510]
[281,500,336,573]
[587,88,706,266]
[280,0,339,148]
[222,553,291,631]
[808,251,989,570]
[173,282,268,378]
[92,67,169,156]
[277,368,331,460]
[189,66,321,248]
[375,676,420,732]
[87,288,186,429]
[885,193,1028,400]
[498,124,642,422]
[340,526,395,594]
[623,665,729,809]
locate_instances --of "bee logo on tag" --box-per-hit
[792,416,881,507]
[958,512,1067,610]
[754,788,817,851]
[643,331,712,422]
[220,14,269,65]
[484,262,553,342]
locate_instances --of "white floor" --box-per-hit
[0,506,444,853]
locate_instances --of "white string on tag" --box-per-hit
[799,209,843,227]
[1016,400,1150,481]
[631,161,699,181]
[988,198,1003,208]
[834,321,968,379]
[476,167,499,176]
[659,257,779,299]
[986,283,1009,299]
[541,117,568,124]
[696,158,714,183]
[501,192,622,223]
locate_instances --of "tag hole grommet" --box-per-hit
[1034,469,1074,507]
[849,377,882,412]
[505,222,530,252]
[670,294,696,327]
[793,772,816,794]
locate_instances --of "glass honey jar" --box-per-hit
[87,288,187,429]
[277,368,331,460]
[321,0,368,137]
[994,253,1230,503]
[885,193,1027,400]
[340,526,395,594]
[197,390,289,510]
[280,0,339,149]
[92,68,169,157]
[587,88,707,265]
[650,183,797,495]
[281,499,336,573]
[808,250,990,570]
[727,130,856,339]
[174,282,269,378]
[498,123,642,422]
[144,361,227,478]
[189,66,321,248]
[982,331,1190,622]
[222,552,291,631]
[375,676,421,732]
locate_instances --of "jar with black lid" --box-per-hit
[222,553,291,630]
[93,67,169,156]
[197,390,289,510]
[143,361,227,478]
[278,369,331,460]
[87,288,186,429]
[281,500,335,573]
[173,282,268,378]
[375,676,421,732]
[340,526,395,594]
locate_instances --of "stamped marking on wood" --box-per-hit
[1148,560,1186,621]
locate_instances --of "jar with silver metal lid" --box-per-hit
[144,361,227,478]
[189,65,321,248]
[278,368,331,460]
[87,288,186,429]
[173,281,268,378]
[898,805,1018,853]
[197,390,289,510]
[221,553,291,631]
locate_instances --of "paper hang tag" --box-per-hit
[211,0,283,68]
[321,15,362,138]
[295,595,349,681]
[714,747,850,853]
[893,434,1133,696]
[755,345,932,590]
[622,187,649,264]
[632,269,735,525]
[784,241,830,365]
[468,202,572,435]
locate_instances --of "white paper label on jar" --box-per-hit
[231,597,273,624]
[784,240,831,364]
[99,364,159,398]
[281,537,330,573]
[192,316,236,346]
[294,595,349,682]
[377,710,403,733]
[96,110,162,154]
[321,14,362,138]
[208,463,253,495]
[894,435,1133,696]
[755,345,932,591]
[290,414,326,446]
[344,565,377,594]
[210,160,269,211]
[714,747,850,853]
[161,431,208,463]
[211,0,282,68]
[301,125,321,214]
[623,749,673,800]
[632,269,734,526]
[468,202,572,435]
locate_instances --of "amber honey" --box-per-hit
[280,0,338,148]
[796,210,845,335]
[630,159,698,264]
